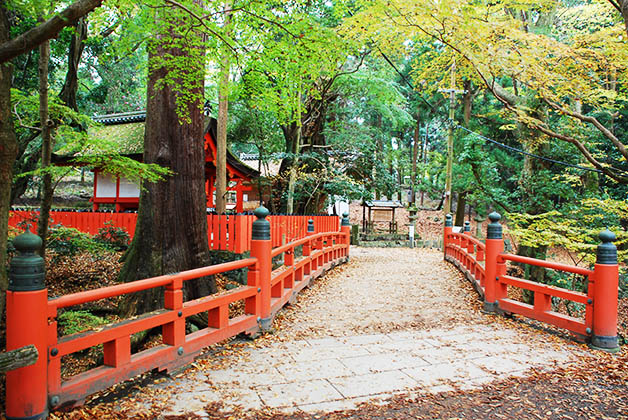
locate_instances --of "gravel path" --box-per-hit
[272,246,491,339]
[87,247,591,419]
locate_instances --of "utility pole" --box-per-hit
[439,60,464,216]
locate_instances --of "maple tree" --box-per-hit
[344,0,628,184]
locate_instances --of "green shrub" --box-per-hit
[95,222,130,251]
[58,310,107,335]
[47,225,109,257]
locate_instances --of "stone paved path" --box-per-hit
[132,247,588,418]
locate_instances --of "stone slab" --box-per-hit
[328,370,418,399]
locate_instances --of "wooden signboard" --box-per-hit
[372,209,392,222]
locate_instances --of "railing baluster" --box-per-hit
[163,278,185,347]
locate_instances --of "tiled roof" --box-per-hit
[93,111,146,125]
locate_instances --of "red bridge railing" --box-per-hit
[444,212,620,353]
[5,208,351,419]
[9,210,339,254]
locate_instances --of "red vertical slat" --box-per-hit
[219,215,228,250]
[228,215,236,252]
[212,214,220,249]
[207,215,213,250]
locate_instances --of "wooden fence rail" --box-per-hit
[9,210,340,254]
[4,208,351,419]
[443,213,620,353]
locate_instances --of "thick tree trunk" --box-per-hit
[37,40,53,257]
[59,17,87,111]
[118,15,214,316]
[0,3,17,338]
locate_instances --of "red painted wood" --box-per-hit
[499,275,589,304]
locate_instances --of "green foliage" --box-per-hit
[507,198,628,266]
[47,226,111,258]
[57,310,107,336]
[94,222,130,251]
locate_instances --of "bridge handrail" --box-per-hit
[5,210,351,419]
[448,232,485,250]
[271,232,328,257]
[498,253,593,277]
[443,212,619,354]
[49,258,258,310]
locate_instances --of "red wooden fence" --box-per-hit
[8,210,339,254]
[444,213,620,352]
[5,209,351,418]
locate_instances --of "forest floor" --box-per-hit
[49,247,628,420]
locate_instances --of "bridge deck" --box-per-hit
[116,247,587,417]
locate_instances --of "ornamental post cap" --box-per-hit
[254,206,269,220]
[342,212,349,218]
[599,229,616,243]
[464,221,471,231]
[488,212,501,223]
[9,228,45,291]
[445,214,452,221]
[308,219,314,225]
[596,229,617,265]
[12,227,42,254]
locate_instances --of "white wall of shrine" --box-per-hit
[95,172,140,199]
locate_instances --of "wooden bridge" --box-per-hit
[3,209,621,419]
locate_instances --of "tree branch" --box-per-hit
[607,0,622,13]
[163,0,239,56]
[542,97,628,162]
[0,0,102,63]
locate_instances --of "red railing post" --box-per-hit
[590,230,620,352]
[443,214,452,260]
[484,212,504,313]
[464,222,474,270]
[307,219,317,272]
[341,212,351,259]
[250,207,272,331]
[6,230,48,420]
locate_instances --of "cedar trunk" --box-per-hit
[118,29,215,315]
[0,4,16,338]
[37,39,53,257]
[59,17,87,111]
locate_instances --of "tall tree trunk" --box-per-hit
[10,130,40,204]
[215,1,231,214]
[454,191,467,226]
[411,118,420,204]
[286,127,301,214]
[463,80,473,126]
[37,39,53,257]
[285,81,302,215]
[59,17,87,111]
[374,115,383,200]
[0,3,17,341]
[118,7,214,315]
[618,0,628,37]
[420,125,428,207]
